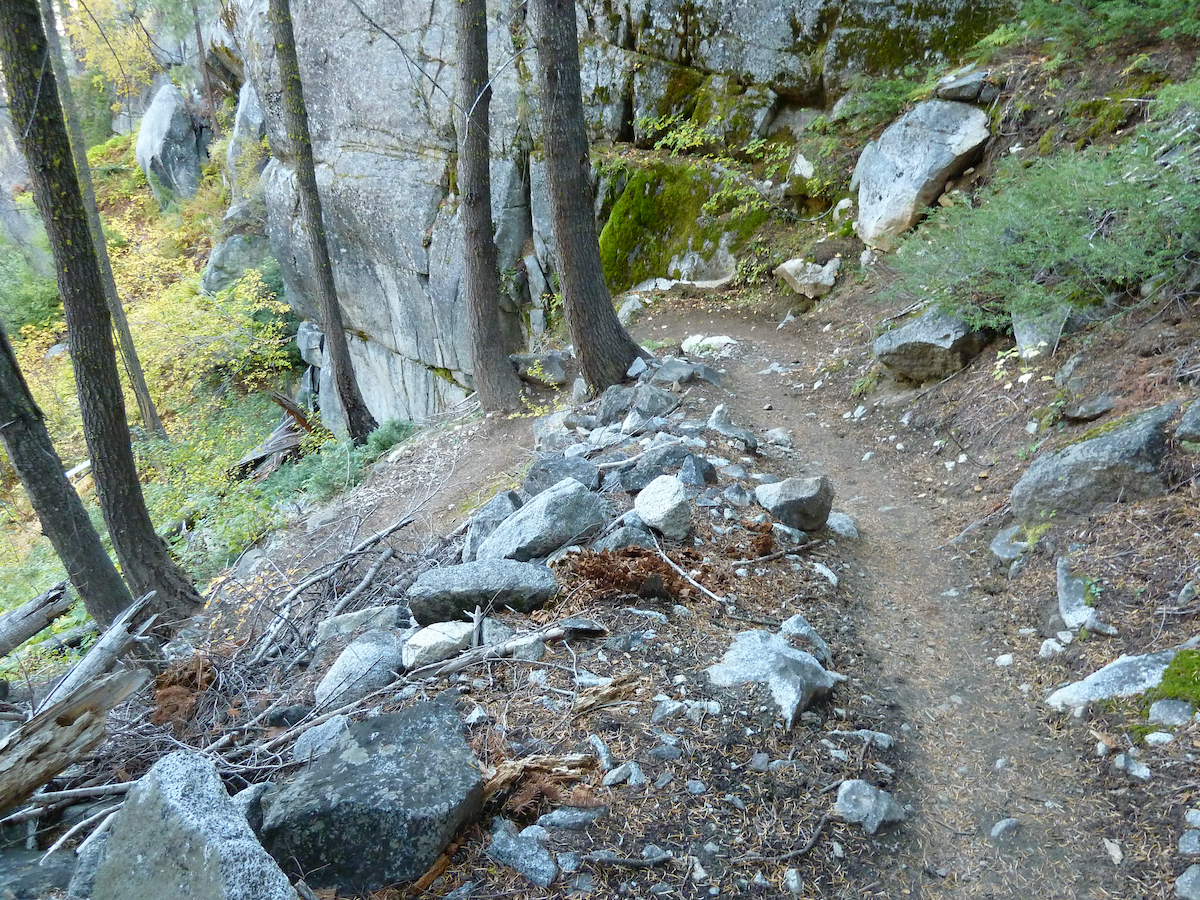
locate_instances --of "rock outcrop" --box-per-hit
[230,0,1008,426]
[873,308,989,382]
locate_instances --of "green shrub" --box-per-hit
[885,130,1200,331]
[0,245,61,330]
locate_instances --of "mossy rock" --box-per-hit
[597,160,767,292]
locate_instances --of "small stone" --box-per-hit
[1040,639,1065,658]
[1187,810,1200,828]
[1112,752,1152,783]
[1176,864,1200,900]
[653,772,674,789]
[1150,699,1194,726]
[994,654,1013,667]
[589,734,614,770]
[784,868,803,894]
[686,779,707,795]
[1181,831,1200,855]
[487,818,559,888]
[834,780,906,834]
[990,817,1020,839]
[825,511,859,539]
[748,752,770,773]
[765,428,792,447]
[537,807,609,830]
[1145,731,1174,747]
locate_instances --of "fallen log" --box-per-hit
[0,669,147,813]
[0,582,72,659]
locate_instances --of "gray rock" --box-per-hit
[873,309,989,382]
[232,782,270,834]
[708,404,758,450]
[67,833,107,899]
[1149,699,1194,726]
[827,729,895,750]
[825,511,859,539]
[765,427,793,448]
[1056,558,1116,635]
[1178,400,1200,442]
[631,384,678,418]
[462,491,523,563]
[593,525,658,552]
[262,703,482,893]
[1112,752,1152,783]
[935,70,986,101]
[707,631,846,729]
[724,484,755,507]
[476,479,609,562]
[94,751,294,900]
[1046,650,1177,710]
[1188,810,1200,828]
[292,715,350,762]
[834,780,906,835]
[989,524,1029,563]
[406,560,559,624]
[315,605,403,644]
[314,629,404,709]
[401,621,476,669]
[512,353,568,387]
[774,257,840,299]
[1062,393,1118,423]
[617,295,644,325]
[651,357,721,388]
[679,454,717,486]
[134,84,202,205]
[779,614,832,665]
[537,806,609,830]
[296,320,324,367]
[598,385,635,425]
[488,819,558,887]
[1182,832,1200,855]
[1179,865,1200,900]
[201,234,271,294]
[1012,303,1070,361]
[1011,403,1178,522]
[989,817,1020,839]
[533,410,574,452]
[755,476,834,531]
[854,101,990,250]
[619,442,693,492]
[634,475,691,541]
[0,850,75,899]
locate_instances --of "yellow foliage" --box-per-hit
[64,0,163,100]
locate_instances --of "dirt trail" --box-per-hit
[632,302,1126,899]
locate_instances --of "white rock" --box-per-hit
[635,475,691,541]
[401,621,475,670]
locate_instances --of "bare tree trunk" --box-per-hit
[456,0,522,411]
[40,0,167,442]
[530,0,644,391]
[0,0,203,629]
[268,0,377,443]
[191,3,220,138]
[0,326,133,628]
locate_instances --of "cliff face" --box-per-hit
[231,0,1006,424]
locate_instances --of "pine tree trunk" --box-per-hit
[0,0,202,628]
[40,0,167,442]
[456,0,522,411]
[0,328,133,628]
[268,0,377,443]
[530,0,644,392]
[192,3,220,138]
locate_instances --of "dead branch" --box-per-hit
[0,670,147,813]
[405,618,607,681]
[0,582,72,659]
[653,539,725,603]
[730,540,820,565]
[36,595,154,714]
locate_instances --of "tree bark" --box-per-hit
[0,582,72,658]
[191,3,220,138]
[0,326,133,628]
[268,0,377,443]
[530,0,644,392]
[40,0,167,442]
[456,0,522,411]
[0,0,202,628]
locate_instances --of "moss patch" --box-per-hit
[1148,649,1200,706]
[597,160,767,293]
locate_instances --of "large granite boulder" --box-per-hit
[406,560,560,624]
[873,308,989,382]
[93,751,295,900]
[226,81,268,203]
[854,100,991,250]
[135,84,204,206]
[462,491,523,562]
[476,478,610,561]
[1045,650,1177,711]
[1010,403,1178,523]
[261,702,484,893]
[522,453,601,495]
